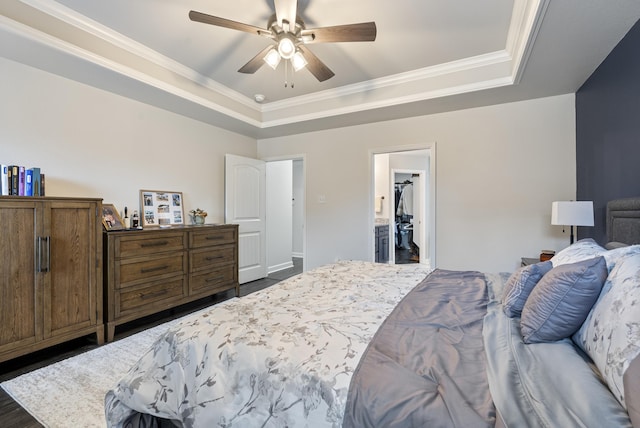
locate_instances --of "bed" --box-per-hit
[105,198,640,427]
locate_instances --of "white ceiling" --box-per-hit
[1,0,639,139]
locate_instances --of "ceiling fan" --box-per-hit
[189,0,377,82]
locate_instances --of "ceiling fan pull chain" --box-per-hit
[290,61,294,88]
[284,59,288,87]
[289,60,295,88]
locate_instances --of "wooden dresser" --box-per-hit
[103,224,238,341]
[0,197,103,363]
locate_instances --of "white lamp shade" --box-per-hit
[277,37,296,59]
[291,51,308,71]
[551,201,594,226]
[263,48,281,69]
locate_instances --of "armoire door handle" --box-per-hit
[37,236,51,273]
[44,236,51,272]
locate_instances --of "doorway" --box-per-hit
[373,147,435,268]
[265,157,305,275]
[393,171,423,264]
[226,155,305,284]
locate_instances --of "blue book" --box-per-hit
[31,167,41,196]
[25,168,34,196]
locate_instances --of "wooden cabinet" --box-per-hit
[104,224,238,342]
[0,197,103,363]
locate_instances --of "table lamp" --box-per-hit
[551,201,594,244]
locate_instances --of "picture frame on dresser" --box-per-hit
[140,189,184,227]
[102,203,125,230]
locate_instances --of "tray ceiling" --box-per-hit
[1,0,639,138]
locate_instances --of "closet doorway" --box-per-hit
[393,171,423,264]
[373,146,435,268]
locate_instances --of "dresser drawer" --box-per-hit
[190,264,237,295]
[116,233,185,258]
[117,253,186,286]
[117,277,186,316]
[190,245,236,272]
[189,227,236,249]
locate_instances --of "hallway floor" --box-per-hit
[395,246,419,264]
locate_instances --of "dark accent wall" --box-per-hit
[576,19,640,243]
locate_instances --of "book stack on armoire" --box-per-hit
[0,164,45,196]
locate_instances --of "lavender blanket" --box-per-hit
[342,269,495,427]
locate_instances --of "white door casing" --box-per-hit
[379,144,435,268]
[225,154,267,284]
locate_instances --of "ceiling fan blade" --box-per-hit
[238,45,275,74]
[298,46,334,82]
[301,22,377,43]
[189,10,270,36]
[274,0,298,29]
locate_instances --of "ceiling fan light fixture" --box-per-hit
[263,48,281,69]
[291,51,308,71]
[189,7,376,83]
[277,36,296,59]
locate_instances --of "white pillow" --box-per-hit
[572,251,640,408]
[602,245,640,272]
[551,238,606,267]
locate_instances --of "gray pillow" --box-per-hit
[502,261,553,318]
[605,241,629,250]
[520,256,607,344]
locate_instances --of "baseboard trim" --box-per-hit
[268,261,294,275]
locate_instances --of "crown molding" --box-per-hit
[0,13,264,128]
[262,50,513,113]
[19,0,259,110]
[261,76,515,128]
[506,0,551,83]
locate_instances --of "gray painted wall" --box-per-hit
[576,19,640,243]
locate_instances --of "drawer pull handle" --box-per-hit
[140,265,169,274]
[140,289,168,300]
[141,241,169,248]
[206,255,224,261]
[206,275,225,283]
[205,236,224,240]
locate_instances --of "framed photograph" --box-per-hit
[102,203,125,231]
[139,190,184,227]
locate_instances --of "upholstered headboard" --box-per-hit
[607,197,640,245]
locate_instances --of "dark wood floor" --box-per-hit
[395,246,419,264]
[0,258,302,428]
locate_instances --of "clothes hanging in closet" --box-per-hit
[396,183,413,216]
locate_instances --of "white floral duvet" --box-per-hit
[105,261,432,427]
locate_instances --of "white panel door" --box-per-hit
[225,154,267,284]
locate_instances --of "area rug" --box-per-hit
[0,315,190,428]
